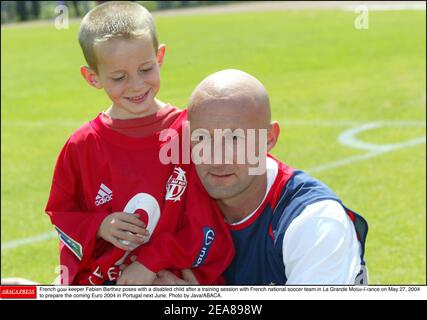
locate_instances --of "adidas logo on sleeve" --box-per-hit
[95,183,113,206]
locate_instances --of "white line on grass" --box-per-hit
[1,231,57,250]
[2,120,425,251]
[338,121,426,152]
[307,121,426,173]
[283,120,426,127]
[3,119,426,127]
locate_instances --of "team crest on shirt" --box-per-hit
[165,167,187,202]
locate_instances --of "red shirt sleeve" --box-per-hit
[45,137,109,284]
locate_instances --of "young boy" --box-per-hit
[45,1,234,285]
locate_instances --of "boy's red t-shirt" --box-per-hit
[45,105,234,285]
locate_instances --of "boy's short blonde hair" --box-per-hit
[78,1,159,73]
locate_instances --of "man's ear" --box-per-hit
[267,121,280,153]
[156,44,166,68]
[80,66,102,89]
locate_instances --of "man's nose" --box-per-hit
[211,137,234,164]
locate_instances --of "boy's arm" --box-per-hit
[117,164,235,285]
[45,185,109,284]
[134,226,232,285]
[47,137,149,285]
[117,226,209,285]
[133,196,235,285]
[45,139,110,284]
[116,212,204,285]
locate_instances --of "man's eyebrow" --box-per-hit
[141,59,155,65]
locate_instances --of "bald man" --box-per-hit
[156,69,368,285]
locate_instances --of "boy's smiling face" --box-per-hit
[83,36,165,119]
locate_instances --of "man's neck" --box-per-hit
[217,174,268,224]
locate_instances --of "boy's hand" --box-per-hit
[97,212,149,251]
[117,261,156,285]
[153,269,199,285]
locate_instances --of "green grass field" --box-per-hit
[1,8,426,284]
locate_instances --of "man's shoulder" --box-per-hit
[286,200,349,232]
[281,169,339,205]
[270,165,342,239]
[282,200,352,255]
[265,157,340,216]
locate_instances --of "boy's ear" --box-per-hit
[156,44,166,67]
[80,66,102,89]
[267,121,280,153]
